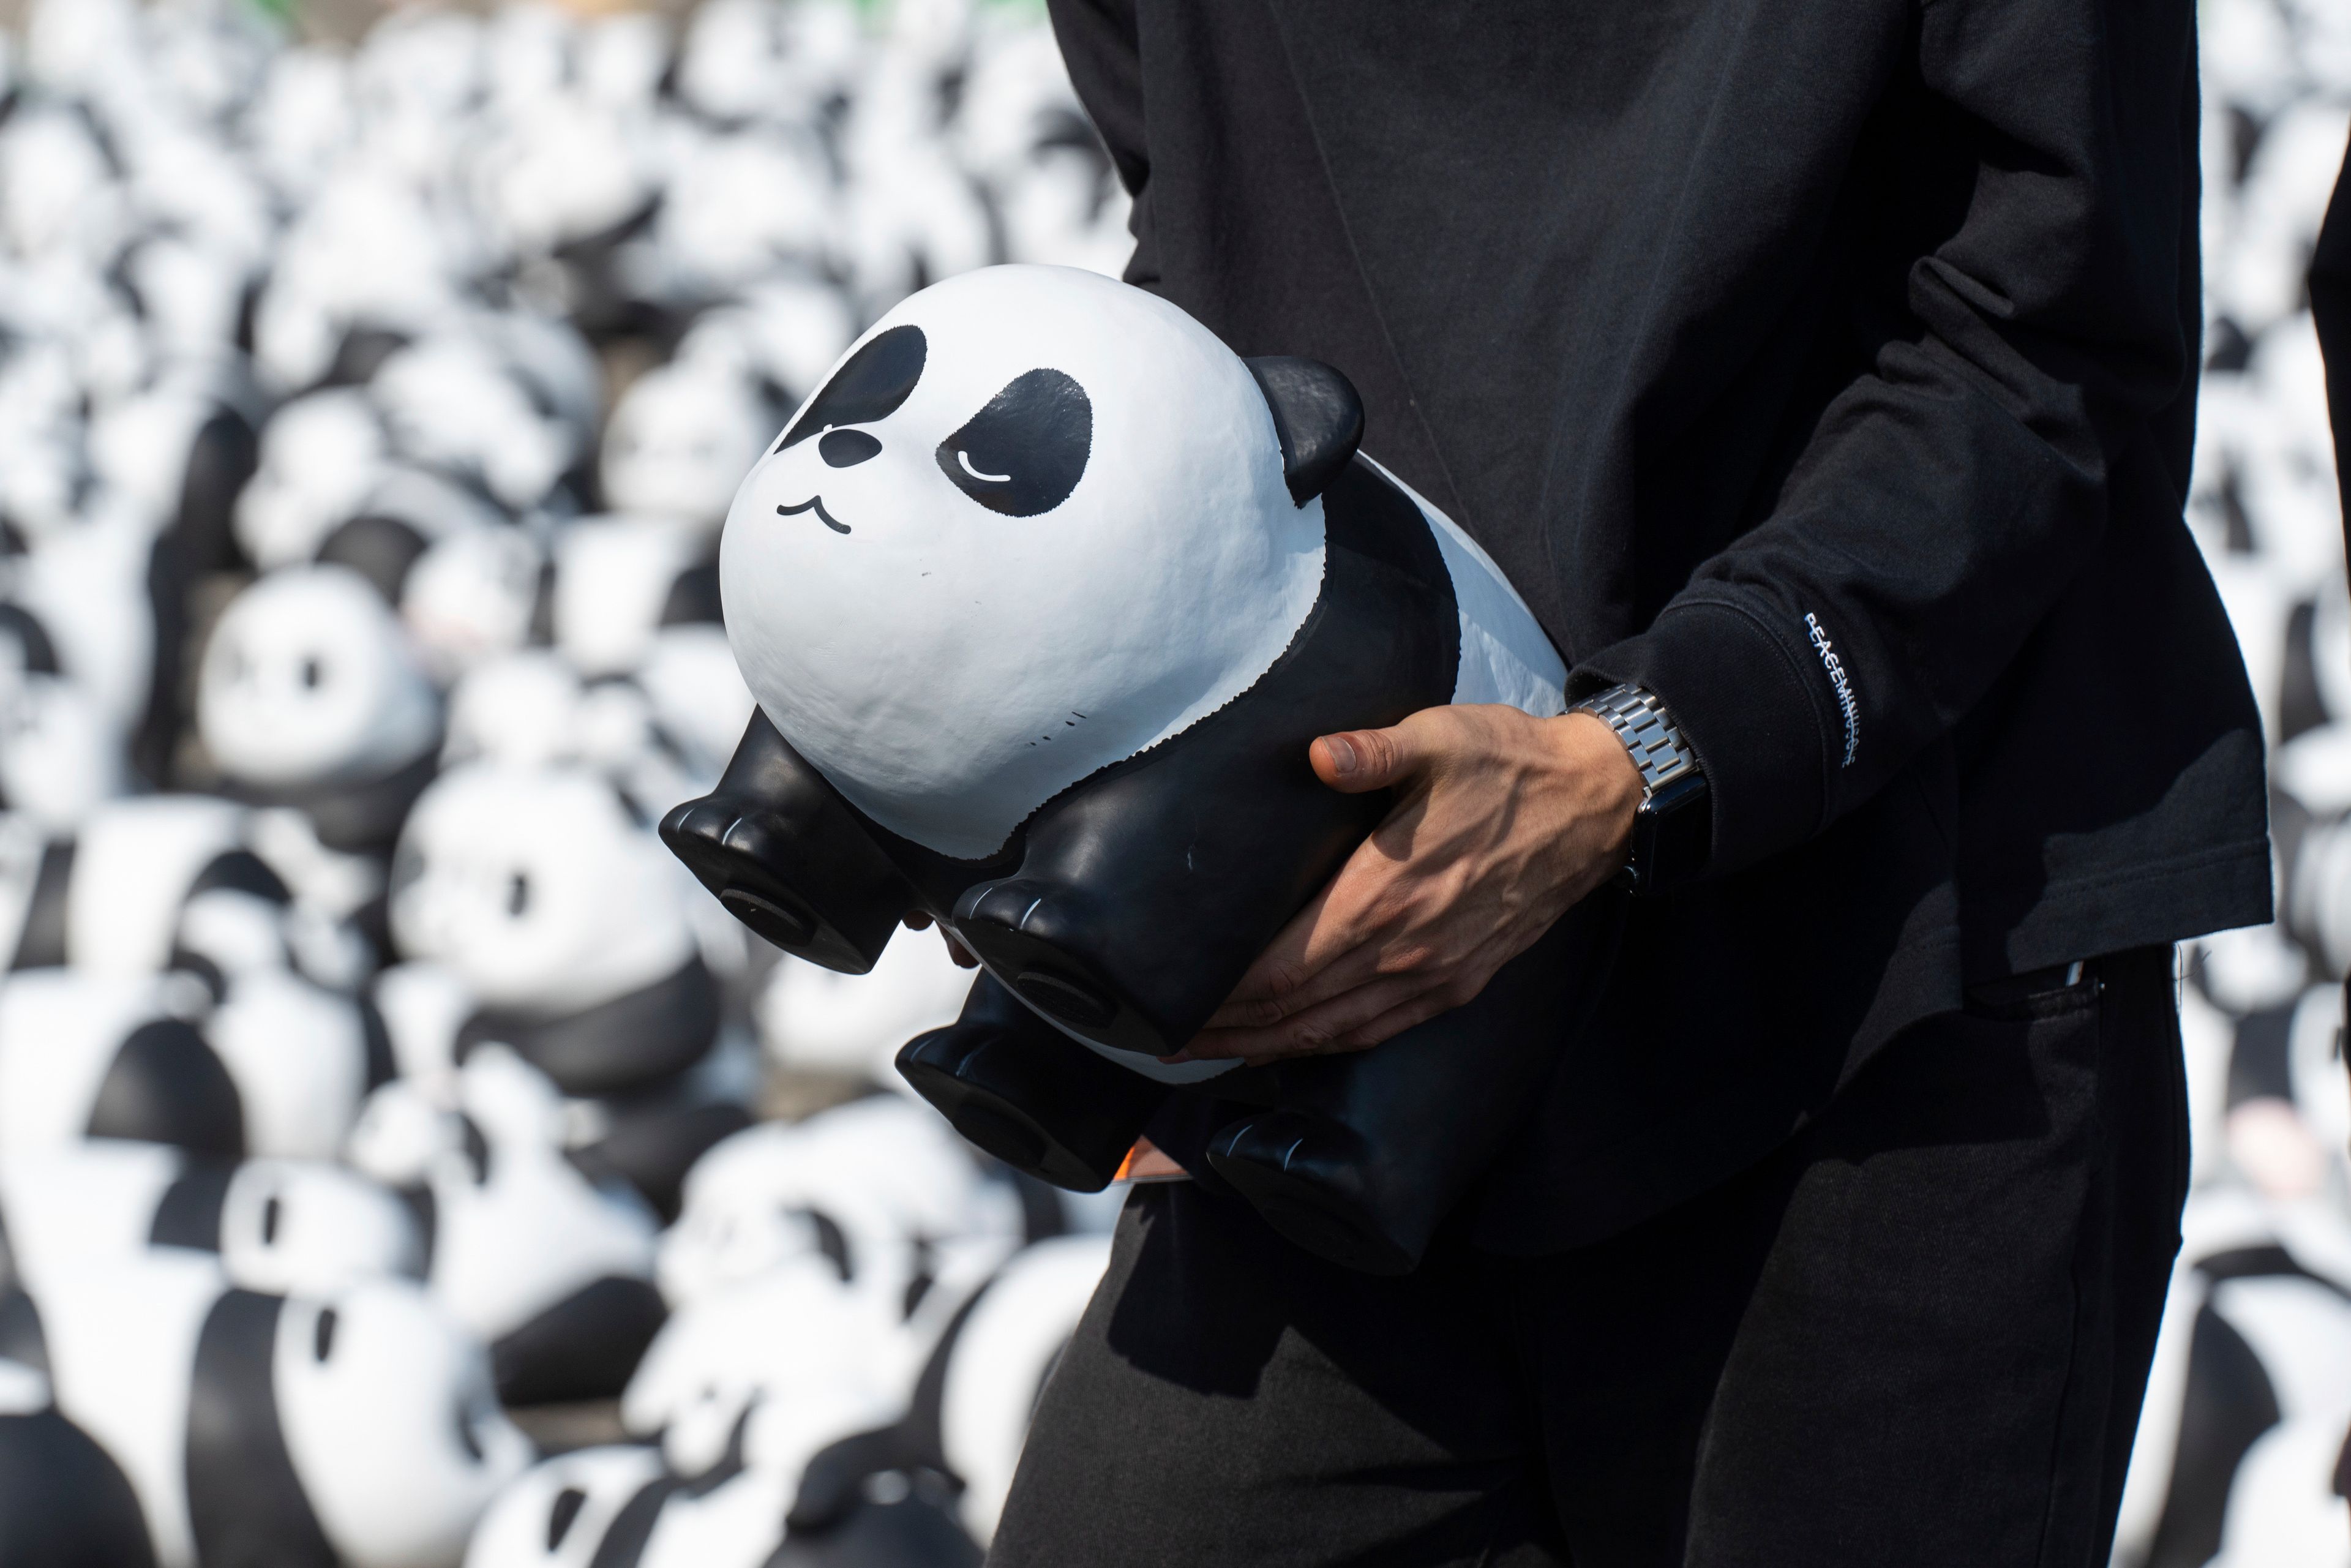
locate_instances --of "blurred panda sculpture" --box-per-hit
[667,265,1611,1273]
[11,1254,530,1568]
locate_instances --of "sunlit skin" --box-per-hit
[908,704,1643,1065]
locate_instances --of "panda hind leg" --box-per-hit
[1208,891,1622,1274]
[896,972,1169,1193]
[661,711,914,975]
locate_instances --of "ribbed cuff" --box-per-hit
[1568,597,1834,878]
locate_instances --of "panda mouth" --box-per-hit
[777,497,850,536]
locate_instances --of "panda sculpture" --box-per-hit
[0,1142,422,1299]
[345,1049,667,1406]
[392,762,751,1215]
[666,264,1613,1273]
[197,563,444,857]
[2118,1195,2351,1568]
[464,1425,977,1568]
[10,1252,530,1568]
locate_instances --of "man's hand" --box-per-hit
[1169,705,1643,1065]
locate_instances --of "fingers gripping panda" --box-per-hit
[668,265,1616,1274]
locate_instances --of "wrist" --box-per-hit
[1567,683,1711,893]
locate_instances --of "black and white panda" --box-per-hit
[345,1048,667,1407]
[2201,1407,2351,1567]
[0,963,382,1163]
[463,1422,978,1568]
[0,1142,422,1300]
[392,762,751,1215]
[1,794,252,973]
[598,359,778,531]
[667,263,1608,1272]
[197,563,444,856]
[606,1232,1109,1564]
[654,1096,1028,1317]
[12,1251,531,1568]
[2117,1192,2351,1568]
[619,1255,903,1482]
[751,929,974,1084]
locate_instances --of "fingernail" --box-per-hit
[1323,735,1359,775]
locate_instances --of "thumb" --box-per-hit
[1310,724,1419,793]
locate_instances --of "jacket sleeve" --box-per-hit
[1044,0,1163,291]
[1567,0,2202,876]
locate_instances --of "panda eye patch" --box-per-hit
[313,1306,338,1362]
[300,657,323,689]
[933,369,1092,518]
[508,872,530,916]
[775,326,928,451]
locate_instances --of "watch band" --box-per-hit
[1571,683,1699,798]
[1572,682,1709,895]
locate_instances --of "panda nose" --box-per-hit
[819,429,882,468]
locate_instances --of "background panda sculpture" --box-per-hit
[667,264,1616,1273]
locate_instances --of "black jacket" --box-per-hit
[1051,0,2271,1247]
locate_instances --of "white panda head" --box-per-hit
[274,1278,534,1568]
[620,1258,898,1477]
[212,1159,425,1297]
[719,264,1347,860]
[391,762,694,1013]
[461,1444,666,1568]
[599,361,774,528]
[197,564,441,791]
[235,391,391,570]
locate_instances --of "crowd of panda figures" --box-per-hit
[0,1,1130,1563]
[6,0,2351,1564]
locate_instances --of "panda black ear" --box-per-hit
[1244,357,1364,507]
[316,514,430,602]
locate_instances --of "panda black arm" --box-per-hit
[1044,0,1161,292]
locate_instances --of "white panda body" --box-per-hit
[937,1234,1112,1544]
[34,1256,529,1568]
[37,1253,223,1568]
[0,970,199,1155]
[721,265,1564,863]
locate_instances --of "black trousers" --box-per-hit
[989,946,2188,1567]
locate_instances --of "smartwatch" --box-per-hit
[1570,682,1711,895]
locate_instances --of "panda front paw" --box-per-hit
[659,795,828,954]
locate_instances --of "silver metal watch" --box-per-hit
[1570,682,1709,893]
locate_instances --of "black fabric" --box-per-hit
[186,1289,338,1568]
[1045,0,2268,1242]
[991,947,2186,1567]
